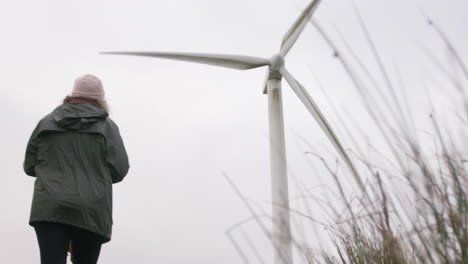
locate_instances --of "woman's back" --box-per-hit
[25,102,129,241]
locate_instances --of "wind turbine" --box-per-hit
[102,0,357,263]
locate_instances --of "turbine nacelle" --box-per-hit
[261,54,285,93]
[269,54,285,71]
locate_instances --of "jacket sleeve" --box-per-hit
[106,121,130,183]
[23,122,41,177]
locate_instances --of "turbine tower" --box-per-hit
[103,0,357,263]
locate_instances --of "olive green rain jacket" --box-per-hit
[24,103,129,242]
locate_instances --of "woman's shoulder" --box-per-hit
[33,111,65,135]
[79,116,122,138]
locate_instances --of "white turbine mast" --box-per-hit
[102,0,357,263]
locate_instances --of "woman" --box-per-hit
[24,74,130,264]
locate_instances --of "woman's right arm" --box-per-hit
[23,123,41,177]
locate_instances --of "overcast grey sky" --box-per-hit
[1,0,467,263]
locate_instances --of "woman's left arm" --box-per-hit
[106,120,130,183]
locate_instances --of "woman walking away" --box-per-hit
[24,74,130,264]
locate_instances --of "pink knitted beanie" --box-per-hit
[72,74,105,100]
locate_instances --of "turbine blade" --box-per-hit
[280,0,321,57]
[101,51,270,70]
[280,67,360,178]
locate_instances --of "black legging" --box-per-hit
[33,222,104,264]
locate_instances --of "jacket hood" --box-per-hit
[52,103,108,130]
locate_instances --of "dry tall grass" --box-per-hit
[304,14,468,264]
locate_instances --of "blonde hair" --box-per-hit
[63,96,110,113]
